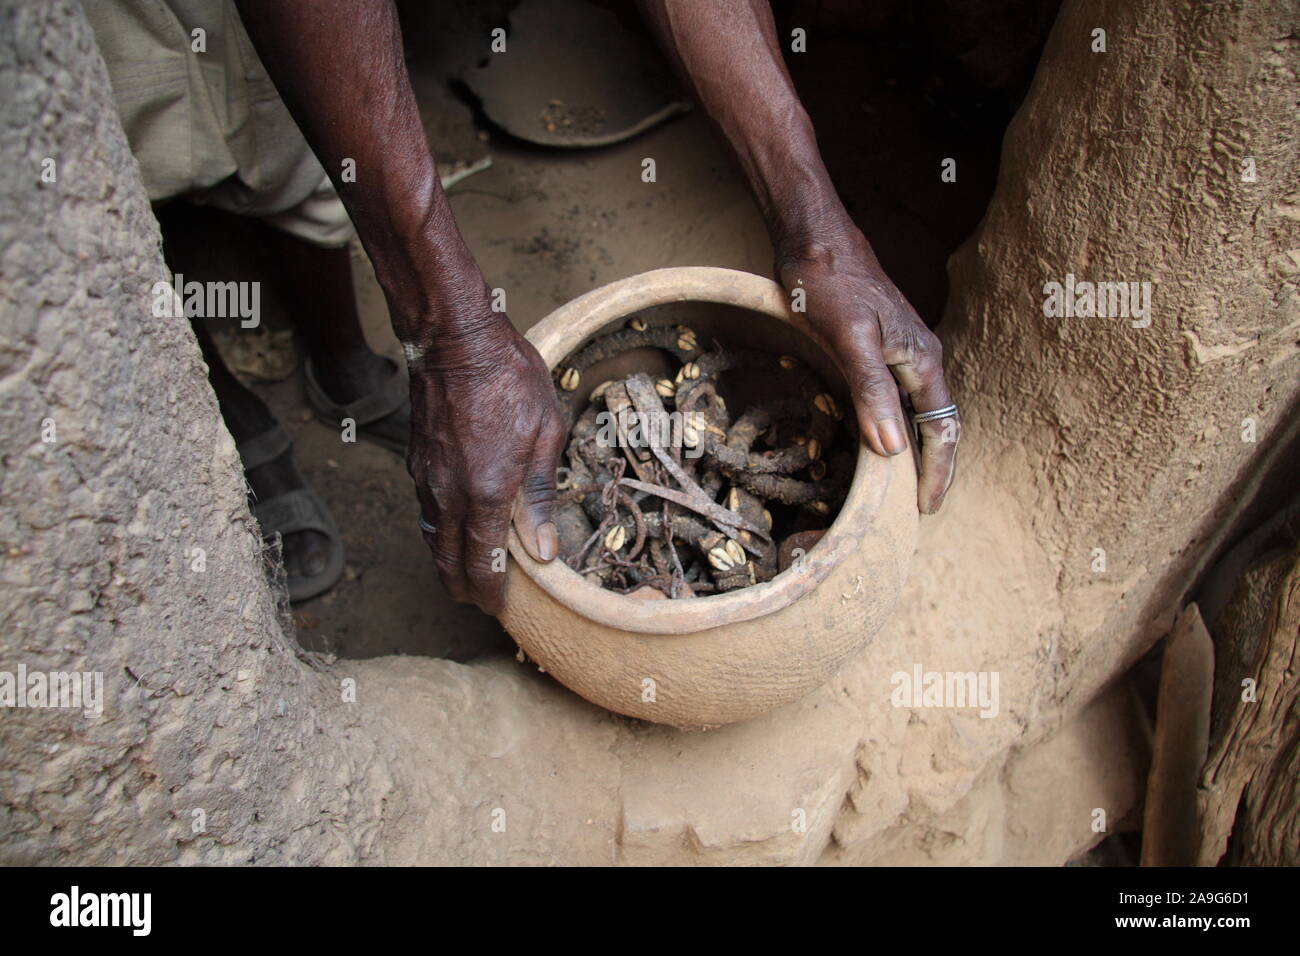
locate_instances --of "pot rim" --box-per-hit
[507,266,895,636]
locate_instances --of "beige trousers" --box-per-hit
[84,0,355,248]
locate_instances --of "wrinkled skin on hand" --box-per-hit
[777,229,960,514]
[406,317,567,614]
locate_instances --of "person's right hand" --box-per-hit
[776,229,960,514]
[405,316,567,615]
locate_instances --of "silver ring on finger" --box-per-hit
[911,403,959,425]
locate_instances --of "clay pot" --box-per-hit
[502,267,917,727]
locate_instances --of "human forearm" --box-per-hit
[234,0,566,606]
[233,0,498,361]
[637,0,859,256]
[639,0,960,512]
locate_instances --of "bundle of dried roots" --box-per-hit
[551,317,854,598]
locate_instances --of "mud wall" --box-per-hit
[0,0,399,864]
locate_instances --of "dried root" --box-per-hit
[554,331,852,597]
[554,318,701,415]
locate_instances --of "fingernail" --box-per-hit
[537,522,558,561]
[879,418,908,455]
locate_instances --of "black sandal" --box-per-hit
[238,425,346,603]
[303,356,409,455]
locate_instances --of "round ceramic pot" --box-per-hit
[502,267,917,727]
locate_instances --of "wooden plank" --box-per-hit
[1141,602,1214,866]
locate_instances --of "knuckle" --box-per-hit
[853,366,899,403]
[464,551,496,580]
[427,535,460,567]
[842,316,883,352]
[520,471,556,506]
[916,327,943,363]
[471,479,513,513]
[887,321,941,364]
[465,514,509,552]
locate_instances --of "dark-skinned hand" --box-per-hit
[407,317,566,615]
[777,229,960,514]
